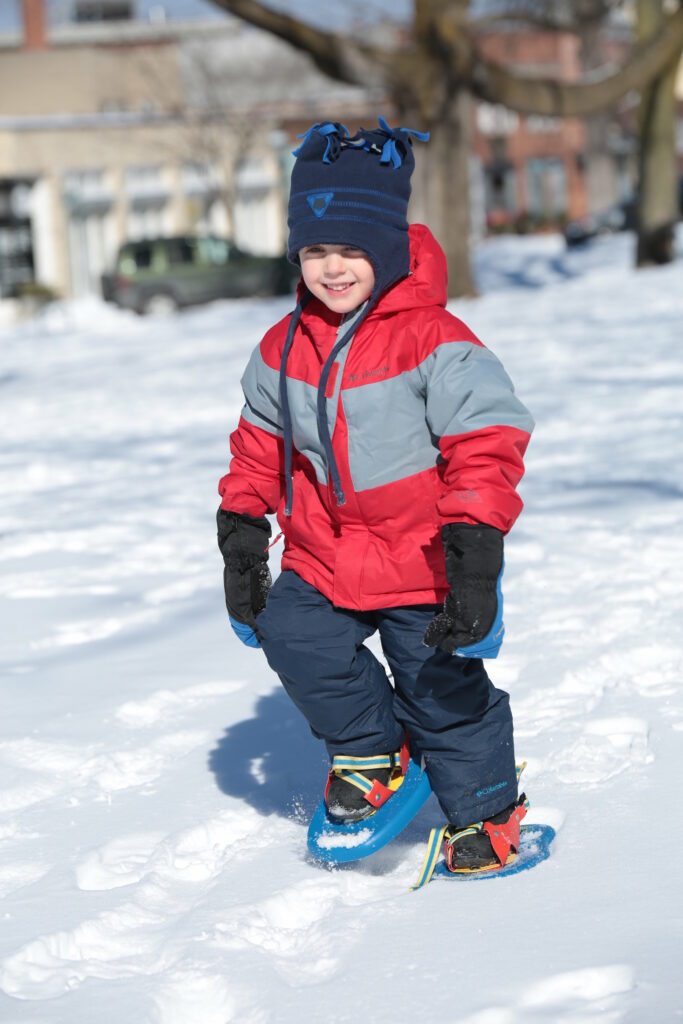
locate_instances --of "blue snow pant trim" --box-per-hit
[256,570,517,826]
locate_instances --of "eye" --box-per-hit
[342,247,365,258]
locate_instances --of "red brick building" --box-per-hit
[472,25,635,229]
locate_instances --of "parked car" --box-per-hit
[563,196,638,248]
[101,235,299,314]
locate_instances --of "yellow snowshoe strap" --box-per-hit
[411,826,447,891]
[410,761,529,891]
[331,752,401,796]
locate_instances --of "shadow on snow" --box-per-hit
[208,687,329,821]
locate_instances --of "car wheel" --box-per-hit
[142,292,178,317]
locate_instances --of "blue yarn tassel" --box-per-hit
[377,116,430,168]
[292,121,350,163]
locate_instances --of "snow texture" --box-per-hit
[1,230,682,1022]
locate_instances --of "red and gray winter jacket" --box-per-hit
[218,224,533,610]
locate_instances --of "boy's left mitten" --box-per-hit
[423,523,505,659]
[217,509,272,648]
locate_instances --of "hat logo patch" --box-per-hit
[307,192,334,218]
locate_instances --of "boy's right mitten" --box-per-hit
[217,509,272,648]
[423,523,505,659]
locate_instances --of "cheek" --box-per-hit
[358,264,375,293]
[299,263,319,289]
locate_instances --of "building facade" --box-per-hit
[1,2,679,311]
[0,1,376,305]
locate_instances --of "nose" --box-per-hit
[323,252,345,276]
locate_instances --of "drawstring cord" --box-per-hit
[279,294,372,516]
[279,292,311,516]
[315,301,374,508]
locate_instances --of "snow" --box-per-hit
[1,229,683,1022]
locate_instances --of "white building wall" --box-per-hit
[29,176,60,291]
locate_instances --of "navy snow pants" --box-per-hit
[257,570,517,827]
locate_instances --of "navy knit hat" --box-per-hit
[287,118,429,298]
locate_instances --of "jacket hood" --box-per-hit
[371,223,448,316]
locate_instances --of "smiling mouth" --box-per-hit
[323,282,354,292]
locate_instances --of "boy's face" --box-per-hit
[299,244,375,313]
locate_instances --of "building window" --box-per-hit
[526,115,562,134]
[73,1,134,21]
[63,170,111,210]
[234,155,281,255]
[0,180,35,299]
[526,158,567,219]
[62,170,114,298]
[125,166,171,241]
[181,162,223,196]
[125,165,167,200]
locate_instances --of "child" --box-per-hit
[217,119,534,874]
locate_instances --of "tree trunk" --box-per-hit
[579,20,621,216]
[636,0,680,265]
[409,90,477,298]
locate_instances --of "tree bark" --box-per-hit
[636,0,680,265]
[410,92,477,296]
[579,19,621,215]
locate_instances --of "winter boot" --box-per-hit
[325,742,409,824]
[444,794,528,873]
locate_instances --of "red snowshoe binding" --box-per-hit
[444,793,528,874]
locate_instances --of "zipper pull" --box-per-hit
[265,531,284,552]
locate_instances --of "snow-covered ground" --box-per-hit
[1,230,682,1023]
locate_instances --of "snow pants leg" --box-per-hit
[257,570,517,827]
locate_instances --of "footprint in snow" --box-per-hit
[457,963,634,1022]
[545,717,653,788]
[0,862,52,900]
[77,807,265,892]
[0,807,266,1000]
[214,877,342,984]
[513,666,606,740]
[520,963,635,1019]
[114,680,245,730]
[0,731,208,811]
[149,968,237,1024]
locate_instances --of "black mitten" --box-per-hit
[423,523,504,657]
[217,509,272,635]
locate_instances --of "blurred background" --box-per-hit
[0,0,681,318]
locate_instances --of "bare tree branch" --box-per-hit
[467,0,623,32]
[206,0,388,84]
[208,0,683,121]
[468,4,683,115]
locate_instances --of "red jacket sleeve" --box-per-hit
[218,329,286,517]
[218,418,284,517]
[422,338,534,533]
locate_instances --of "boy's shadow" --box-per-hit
[208,688,329,820]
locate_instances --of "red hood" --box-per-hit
[295,224,448,324]
[371,223,448,316]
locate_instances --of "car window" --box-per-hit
[118,243,152,275]
[196,237,230,266]
[165,238,197,266]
